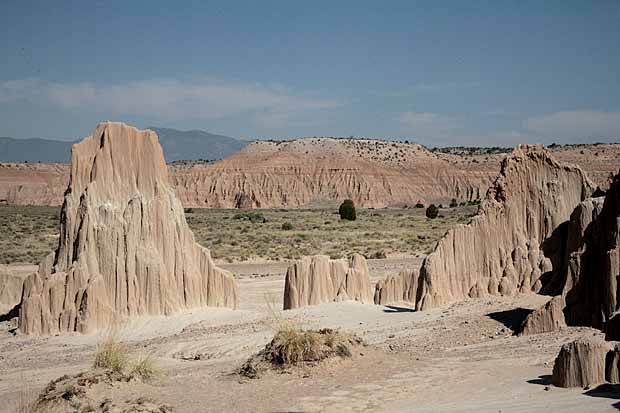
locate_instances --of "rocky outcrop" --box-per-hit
[18,122,239,335]
[521,172,619,335]
[605,344,620,384]
[551,336,609,388]
[170,139,494,209]
[560,176,619,330]
[283,254,373,310]
[373,270,418,305]
[0,265,24,316]
[1,141,618,208]
[414,145,593,311]
[519,296,567,336]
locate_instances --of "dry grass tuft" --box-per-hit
[93,334,129,374]
[240,327,362,378]
[130,353,158,382]
[266,326,324,365]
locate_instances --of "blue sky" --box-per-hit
[1,1,619,146]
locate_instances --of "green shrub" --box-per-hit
[339,199,356,221]
[450,198,458,208]
[414,203,424,208]
[426,204,439,219]
[281,222,293,231]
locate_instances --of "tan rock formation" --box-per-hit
[0,162,69,205]
[1,141,617,208]
[415,145,593,311]
[521,172,618,335]
[0,265,24,316]
[551,336,609,388]
[283,254,372,310]
[18,122,238,335]
[373,270,418,305]
[519,296,567,336]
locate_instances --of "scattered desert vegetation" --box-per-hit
[19,329,164,413]
[0,204,478,263]
[93,331,158,382]
[0,205,59,264]
[239,326,363,379]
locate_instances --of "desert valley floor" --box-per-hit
[1,258,618,412]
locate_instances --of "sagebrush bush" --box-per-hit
[414,203,424,208]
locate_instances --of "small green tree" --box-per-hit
[339,199,356,221]
[450,198,458,208]
[414,203,424,208]
[426,204,439,219]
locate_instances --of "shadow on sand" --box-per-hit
[486,307,534,333]
[383,305,416,313]
[526,375,552,386]
[584,384,620,410]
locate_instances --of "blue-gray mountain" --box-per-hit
[0,127,246,163]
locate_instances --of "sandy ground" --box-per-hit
[1,258,617,412]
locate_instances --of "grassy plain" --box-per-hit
[0,205,477,264]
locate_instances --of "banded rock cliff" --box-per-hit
[373,145,594,310]
[1,140,618,208]
[283,254,373,310]
[18,122,239,335]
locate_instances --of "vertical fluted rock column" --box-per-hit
[19,122,238,335]
[283,254,373,310]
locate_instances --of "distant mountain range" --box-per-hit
[0,127,247,163]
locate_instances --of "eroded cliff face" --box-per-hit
[1,140,618,209]
[371,145,594,310]
[521,172,620,335]
[170,139,493,209]
[0,163,69,205]
[283,254,373,310]
[415,145,593,311]
[18,122,239,335]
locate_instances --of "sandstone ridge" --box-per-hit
[18,122,239,335]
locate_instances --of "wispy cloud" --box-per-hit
[384,81,479,98]
[525,110,620,141]
[399,111,464,139]
[0,78,341,128]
